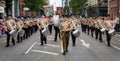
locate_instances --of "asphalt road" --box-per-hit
[0,28,120,61]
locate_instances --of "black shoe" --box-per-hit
[62,52,66,55]
[45,42,47,44]
[5,45,9,47]
[72,44,75,46]
[108,44,111,47]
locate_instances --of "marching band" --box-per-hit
[0,14,120,55]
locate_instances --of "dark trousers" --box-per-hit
[71,29,76,46]
[106,30,112,46]
[40,28,47,45]
[90,26,95,37]
[54,26,60,41]
[81,23,84,32]
[48,25,52,34]
[83,25,87,33]
[98,29,103,42]
[87,25,90,35]
[95,28,99,39]
[23,28,29,39]
[5,30,15,46]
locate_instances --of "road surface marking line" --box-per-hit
[32,50,59,55]
[25,42,37,54]
[36,43,60,48]
[45,44,60,47]
[111,44,120,51]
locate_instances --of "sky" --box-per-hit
[49,0,62,11]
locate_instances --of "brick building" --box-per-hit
[109,0,119,18]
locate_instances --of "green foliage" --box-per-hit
[24,0,47,12]
[62,6,70,15]
[69,0,88,12]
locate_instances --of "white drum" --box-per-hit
[72,29,80,37]
[9,30,15,34]
[100,28,105,32]
[42,28,48,36]
[108,29,115,34]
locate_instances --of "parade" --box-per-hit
[0,0,120,61]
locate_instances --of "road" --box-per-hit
[0,28,120,61]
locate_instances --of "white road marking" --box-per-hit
[80,39,90,48]
[36,43,60,48]
[25,42,37,54]
[32,50,59,55]
[105,42,120,51]
[45,44,60,48]
[111,44,120,51]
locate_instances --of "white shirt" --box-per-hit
[53,15,60,26]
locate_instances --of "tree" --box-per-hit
[24,0,47,14]
[69,0,88,15]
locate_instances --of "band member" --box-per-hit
[59,17,74,55]
[23,19,29,39]
[70,16,78,46]
[53,14,60,41]
[4,15,16,47]
[16,18,24,43]
[103,17,113,46]
[94,18,100,40]
[48,15,53,34]
[97,18,104,42]
[89,18,95,37]
[37,16,49,46]
[86,18,90,35]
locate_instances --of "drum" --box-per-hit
[18,29,25,37]
[9,30,15,34]
[108,29,115,34]
[72,29,80,37]
[42,28,48,36]
[100,28,105,32]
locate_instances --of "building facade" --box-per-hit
[109,0,119,18]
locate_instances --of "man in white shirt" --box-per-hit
[53,14,60,41]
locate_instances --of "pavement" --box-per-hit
[0,27,120,61]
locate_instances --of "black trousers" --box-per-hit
[5,30,15,46]
[71,29,76,46]
[98,29,103,42]
[48,25,52,34]
[40,28,47,45]
[106,30,112,46]
[95,28,103,42]
[54,26,60,41]
[23,28,29,39]
[83,25,87,33]
[81,23,84,32]
[87,25,90,35]
[90,26,95,37]
[95,28,99,39]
